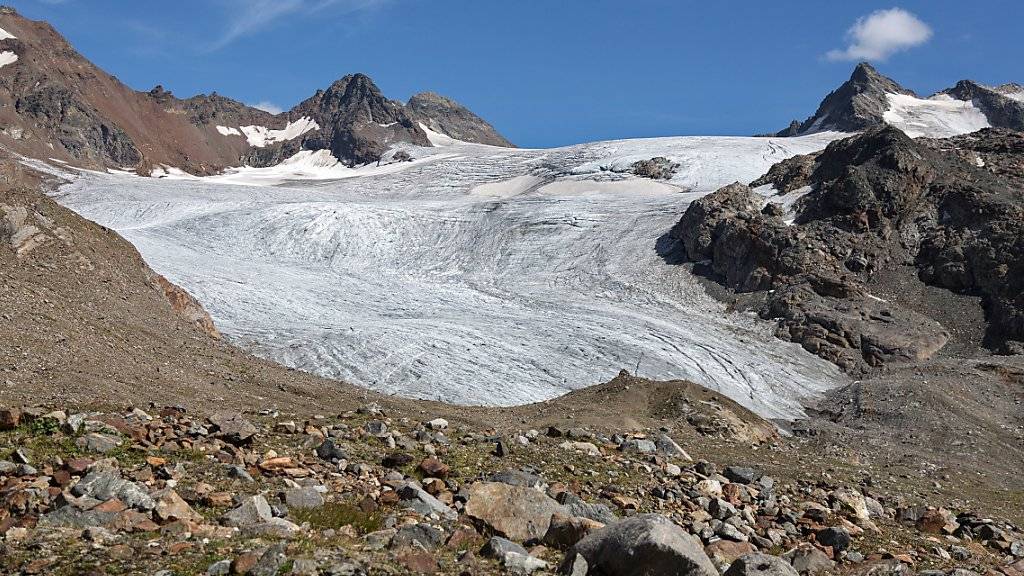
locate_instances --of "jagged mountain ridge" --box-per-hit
[0,7,512,175]
[776,62,1024,137]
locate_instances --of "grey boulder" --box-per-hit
[560,514,717,575]
[725,553,799,576]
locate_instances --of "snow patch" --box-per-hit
[151,165,198,180]
[236,117,320,148]
[883,93,991,138]
[418,122,458,147]
[0,51,18,68]
[0,27,15,41]
[1005,90,1024,103]
[216,126,242,137]
[758,184,812,225]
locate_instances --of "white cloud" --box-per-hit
[211,0,388,50]
[826,8,933,62]
[251,101,284,115]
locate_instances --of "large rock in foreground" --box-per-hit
[464,482,566,543]
[560,514,717,576]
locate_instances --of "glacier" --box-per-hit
[51,132,849,420]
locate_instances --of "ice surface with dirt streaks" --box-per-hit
[53,133,848,419]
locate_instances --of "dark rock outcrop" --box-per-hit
[630,157,680,180]
[15,85,141,166]
[670,126,1024,370]
[407,91,513,147]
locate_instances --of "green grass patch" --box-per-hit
[290,502,383,535]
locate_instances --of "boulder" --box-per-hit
[725,553,799,576]
[396,481,457,520]
[223,495,273,527]
[315,438,346,462]
[208,411,257,445]
[543,513,605,550]
[72,471,155,511]
[153,488,203,523]
[783,544,835,575]
[464,481,566,542]
[560,514,717,576]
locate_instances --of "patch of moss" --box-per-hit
[291,502,383,535]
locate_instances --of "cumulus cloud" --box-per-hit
[251,101,284,115]
[211,0,388,50]
[826,8,933,62]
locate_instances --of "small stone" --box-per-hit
[363,420,388,436]
[382,452,413,468]
[223,495,273,527]
[285,487,325,510]
[816,526,851,553]
[419,456,450,479]
[72,471,155,511]
[153,488,203,523]
[619,438,657,454]
[227,465,256,483]
[784,544,835,575]
[76,433,123,454]
[481,536,528,558]
[503,552,548,575]
[315,438,346,462]
[205,560,231,576]
[0,407,21,430]
[724,553,798,576]
[427,418,448,430]
[251,543,288,576]
[208,411,257,445]
[543,513,604,550]
[392,523,445,550]
[723,466,760,484]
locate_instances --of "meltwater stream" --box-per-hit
[53,133,846,419]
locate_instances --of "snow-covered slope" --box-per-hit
[882,93,991,138]
[51,132,847,420]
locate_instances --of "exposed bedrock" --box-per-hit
[669,126,1024,370]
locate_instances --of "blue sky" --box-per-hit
[14,0,1022,147]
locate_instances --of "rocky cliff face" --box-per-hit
[288,74,429,166]
[670,126,1024,370]
[407,91,513,147]
[775,63,914,136]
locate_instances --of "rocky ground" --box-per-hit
[1,399,1023,576]
[4,99,1024,573]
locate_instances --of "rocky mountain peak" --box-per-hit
[942,80,1024,132]
[776,63,913,137]
[407,91,513,147]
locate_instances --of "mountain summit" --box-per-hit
[775,63,914,136]
[776,62,1024,137]
[0,8,512,175]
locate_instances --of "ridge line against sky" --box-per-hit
[11,0,1023,147]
